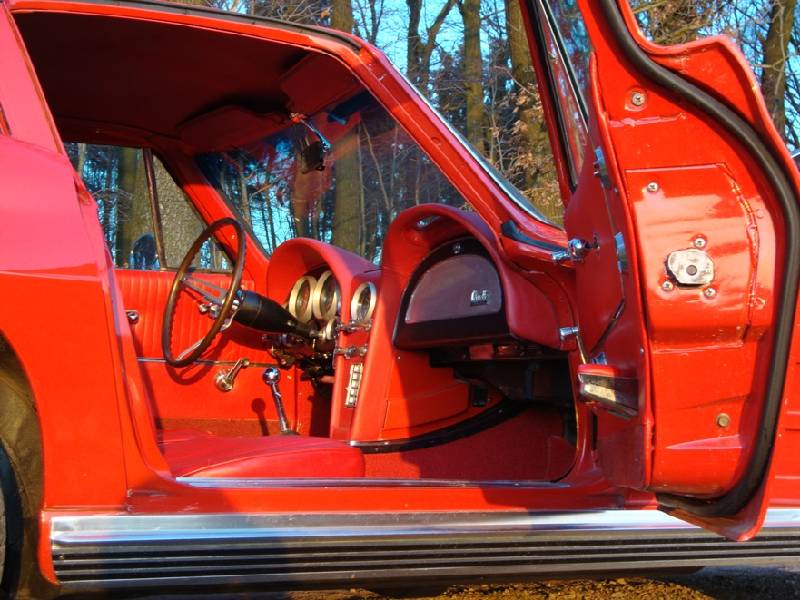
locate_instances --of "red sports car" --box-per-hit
[0,0,798,597]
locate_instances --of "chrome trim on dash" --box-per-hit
[51,508,800,592]
[138,357,275,368]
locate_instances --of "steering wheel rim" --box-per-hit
[162,217,246,368]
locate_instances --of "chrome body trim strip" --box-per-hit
[176,476,567,488]
[51,508,800,591]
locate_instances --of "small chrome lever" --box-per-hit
[215,358,250,392]
[552,237,598,264]
[333,345,368,359]
[263,367,295,435]
[336,320,372,334]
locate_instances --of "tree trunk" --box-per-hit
[330,0,362,253]
[155,159,203,267]
[406,0,423,85]
[762,0,797,139]
[330,0,352,31]
[505,0,550,189]
[114,148,151,267]
[460,0,485,153]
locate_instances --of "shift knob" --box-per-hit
[262,366,294,434]
[263,366,281,385]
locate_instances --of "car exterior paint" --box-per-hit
[0,0,798,595]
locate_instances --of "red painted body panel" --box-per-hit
[0,0,796,590]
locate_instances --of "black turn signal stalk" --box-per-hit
[233,290,316,338]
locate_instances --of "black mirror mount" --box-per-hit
[292,113,331,173]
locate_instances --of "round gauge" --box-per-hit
[350,281,377,323]
[322,317,339,341]
[288,275,316,323]
[312,270,341,321]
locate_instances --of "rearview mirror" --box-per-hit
[301,139,327,173]
[292,113,331,173]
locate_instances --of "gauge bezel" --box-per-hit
[288,275,316,323]
[312,270,341,321]
[321,317,339,341]
[350,281,377,323]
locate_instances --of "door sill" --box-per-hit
[176,476,569,488]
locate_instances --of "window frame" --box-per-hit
[530,0,591,190]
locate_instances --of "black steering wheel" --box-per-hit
[162,217,246,367]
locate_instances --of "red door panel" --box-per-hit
[523,0,800,538]
[115,269,270,362]
[115,269,328,437]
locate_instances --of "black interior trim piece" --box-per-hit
[351,399,532,454]
[597,0,800,518]
[500,220,566,253]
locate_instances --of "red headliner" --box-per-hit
[14,11,346,144]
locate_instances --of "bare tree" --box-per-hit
[458,0,487,152]
[407,0,458,90]
[762,0,798,137]
[630,0,799,145]
[330,0,364,253]
[353,0,385,43]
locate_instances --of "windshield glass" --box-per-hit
[197,92,470,263]
[197,89,548,264]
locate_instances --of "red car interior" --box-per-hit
[9,3,581,485]
[159,429,365,478]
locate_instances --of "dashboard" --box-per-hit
[260,205,567,442]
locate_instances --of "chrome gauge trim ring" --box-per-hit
[350,281,377,323]
[312,270,341,321]
[322,317,339,341]
[288,275,316,323]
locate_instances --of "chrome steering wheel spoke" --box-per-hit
[181,274,228,306]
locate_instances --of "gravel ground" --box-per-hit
[64,565,800,599]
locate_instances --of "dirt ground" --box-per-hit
[302,566,800,599]
[70,565,800,599]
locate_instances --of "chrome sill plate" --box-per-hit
[176,476,568,488]
[51,508,800,592]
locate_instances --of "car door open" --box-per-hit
[522,0,800,539]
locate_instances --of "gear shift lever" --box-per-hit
[262,367,296,435]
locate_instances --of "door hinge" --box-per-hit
[593,147,611,189]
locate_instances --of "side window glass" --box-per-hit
[66,143,230,271]
[536,0,591,187]
[547,0,592,103]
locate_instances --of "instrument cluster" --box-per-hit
[287,270,377,341]
[288,269,340,340]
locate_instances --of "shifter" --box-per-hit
[262,367,296,435]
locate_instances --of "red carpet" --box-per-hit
[363,406,574,481]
